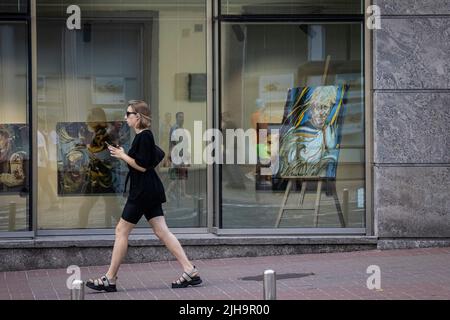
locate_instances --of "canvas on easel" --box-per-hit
[277,85,348,179]
[274,83,348,227]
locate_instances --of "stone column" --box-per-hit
[373,1,450,245]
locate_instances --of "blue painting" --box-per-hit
[0,124,29,193]
[56,120,131,195]
[276,85,348,178]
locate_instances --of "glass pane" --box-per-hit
[0,0,28,14]
[0,22,30,232]
[36,0,207,229]
[221,22,364,228]
[221,0,362,15]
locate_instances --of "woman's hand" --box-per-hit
[108,145,146,172]
[108,145,125,160]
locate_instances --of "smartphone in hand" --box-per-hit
[105,141,119,148]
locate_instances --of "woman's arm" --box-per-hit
[108,146,147,172]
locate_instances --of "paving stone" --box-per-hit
[0,247,449,300]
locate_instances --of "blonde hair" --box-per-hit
[307,86,337,107]
[128,100,152,129]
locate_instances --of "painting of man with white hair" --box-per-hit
[276,85,348,178]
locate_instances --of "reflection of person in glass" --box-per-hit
[86,100,202,292]
[86,108,114,192]
[37,119,58,209]
[166,111,190,199]
[78,107,121,228]
[221,111,246,189]
[159,112,172,167]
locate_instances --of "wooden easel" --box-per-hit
[275,176,346,227]
[275,55,346,228]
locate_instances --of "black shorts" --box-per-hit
[121,199,164,224]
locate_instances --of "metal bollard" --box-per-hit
[263,269,276,300]
[70,279,85,300]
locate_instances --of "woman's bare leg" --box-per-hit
[106,218,135,279]
[148,216,195,273]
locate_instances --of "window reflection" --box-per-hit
[221,22,365,228]
[36,1,207,229]
[0,22,30,232]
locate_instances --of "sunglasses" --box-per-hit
[126,111,137,118]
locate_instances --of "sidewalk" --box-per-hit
[1,247,449,300]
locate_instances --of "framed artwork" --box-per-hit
[188,73,207,102]
[277,85,349,179]
[56,120,131,195]
[92,77,126,105]
[259,74,294,103]
[175,73,189,100]
[0,124,29,193]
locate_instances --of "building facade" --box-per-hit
[0,0,449,270]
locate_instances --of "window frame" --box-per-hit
[0,0,373,238]
[33,1,211,235]
[0,0,33,238]
[213,0,373,235]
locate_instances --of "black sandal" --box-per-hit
[172,266,202,288]
[86,275,117,292]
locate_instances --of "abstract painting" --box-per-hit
[259,74,294,103]
[0,124,29,193]
[276,85,348,178]
[92,77,126,105]
[56,120,131,195]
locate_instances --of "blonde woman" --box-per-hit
[86,100,202,292]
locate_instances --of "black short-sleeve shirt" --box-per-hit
[126,129,166,205]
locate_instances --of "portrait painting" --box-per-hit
[56,119,131,196]
[276,85,348,179]
[0,124,29,193]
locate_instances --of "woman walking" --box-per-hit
[86,100,202,292]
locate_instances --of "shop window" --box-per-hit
[220,11,365,229]
[36,1,207,230]
[0,21,30,232]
